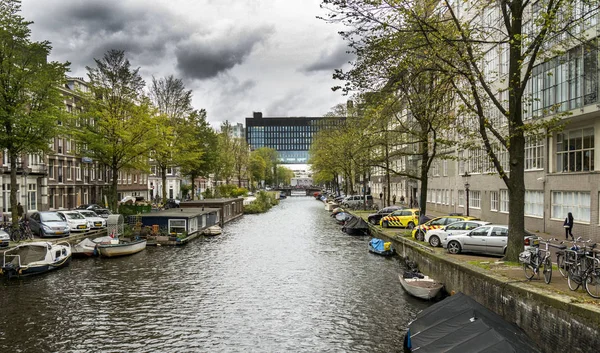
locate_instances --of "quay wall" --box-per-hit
[373,229,600,353]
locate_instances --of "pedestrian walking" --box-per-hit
[400,195,405,204]
[17,202,24,220]
[392,195,396,205]
[379,192,383,200]
[564,212,574,239]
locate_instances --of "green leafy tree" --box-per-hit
[177,109,218,199]
[248,152,266,190]
[276,165,295,185]
[73,49,158,211]
[149,75,194,202]
[0,0,69,223]
[321,0,595,260]
[252,147,279,187]
[232,137,249,187]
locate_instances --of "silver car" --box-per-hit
[443,225,538,256]
[0,229,9,247]
[425,220,491,247]
[28,211,71,237]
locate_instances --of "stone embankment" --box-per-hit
[369,223,600,353]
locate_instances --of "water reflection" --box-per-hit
[0,197,431,352]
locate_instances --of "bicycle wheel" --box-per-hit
[542,257,552,284]
[567,265,581,291]
[557,253,568,278]
[523,263,536,280]
[10,229,20,242]
[584,269,600,299]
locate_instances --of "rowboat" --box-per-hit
[1,241,72,279]
[203,225,222,236]
[97,239,147,258]
[398,272,443,300]
[72,236,113,257]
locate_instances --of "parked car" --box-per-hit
[442,225,539,256]
[425,220,491,247]
[412,215,480,241]
[77,210,107,229]
[380,208,420,229]
[76,203,104,211]
[57,211,90,232]
[28,211,70,237]
[164,198,180,209]
[93,208,112,219]
[367,206,404,225]
[0,229,9,247]
[342,195,374,208]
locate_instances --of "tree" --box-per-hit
[321,0,595,260]
[0,0,69,224]
[176,109,218,199]
[248,152,266,190]
[149,75,194,201]
[232,137,249,187]
[73,49,158,211]
[252,147,279,187]
[214,121,236,187]
[276,165,295,185]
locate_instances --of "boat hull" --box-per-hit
[368,244,395,256]
[1,242,72,279]
[398,274,443,300]
[97,239,147,258]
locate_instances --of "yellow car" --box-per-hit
[412,215,479,241]
[380,208,420,229]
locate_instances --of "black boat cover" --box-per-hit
[342,216,370,235]
[405,292,541,353]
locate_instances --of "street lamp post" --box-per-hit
[462,171,470,217]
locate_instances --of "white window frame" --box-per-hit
[500,189,509,213]
[524,190,544,218]
[490,191,498,211]
[470,190,481,209]
[552,191,590,223]
[168,219,187,235]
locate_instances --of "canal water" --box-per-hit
[0,197,431,352]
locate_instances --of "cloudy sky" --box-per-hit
[21,0,353,128]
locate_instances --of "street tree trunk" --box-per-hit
[10,151,19,227]
[161,165,167,201]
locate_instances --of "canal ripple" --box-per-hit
[0,197,431,352]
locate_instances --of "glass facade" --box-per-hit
[245,113,345,164]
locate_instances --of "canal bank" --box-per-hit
[369,224,600,353]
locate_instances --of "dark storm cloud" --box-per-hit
[175,26,274,80]
[24,0,192,74]
[301,42,354,73]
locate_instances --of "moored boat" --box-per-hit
[342,216,370,236]
[368,238,395,256]
[72,236,114,257]
[203,225,222,236]
[325,201,339,211]
[398,271,443,300]
[97,239,147,258]
[1,241,72,279]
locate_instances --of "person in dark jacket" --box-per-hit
[564,212,574,240]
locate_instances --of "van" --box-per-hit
[342,195,374,208]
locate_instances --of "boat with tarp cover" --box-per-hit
[1,241,71,279]
[342,216,370,236]
[368,238,395,256]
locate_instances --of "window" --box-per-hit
[76,162,81,180]
[556,128,594,172]
[525,135,544,170]
[525,190,544,217]
[48,160,54,179]
[552,191,590,223]
[458,190,464,207]
[490,191,498,211]
[27,183,36,211]
[500,189,509,212]
[470,190,481,209]
[168,219,186,235]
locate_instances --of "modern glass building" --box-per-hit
[245,112,345,164]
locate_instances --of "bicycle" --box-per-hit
[9,220,34,242]
[566,240,597,291]
[582,248,600,298]
[556,237,581,278]
[520,237,557,284]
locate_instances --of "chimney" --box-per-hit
[253,112,263,119]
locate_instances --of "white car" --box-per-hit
[77,210,107,229]
[57,211,90,232]
[425,220,491,247]
[0,229,9,247]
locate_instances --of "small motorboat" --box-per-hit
[335,212,352,224]
[97,238,147,258]
[398,271,444,300]
[368,238,395,256]
[72,236,114,257]
[325,201,339,211]
[203,225,222,236]
[342,216,370,236]
[1,241,72,279]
